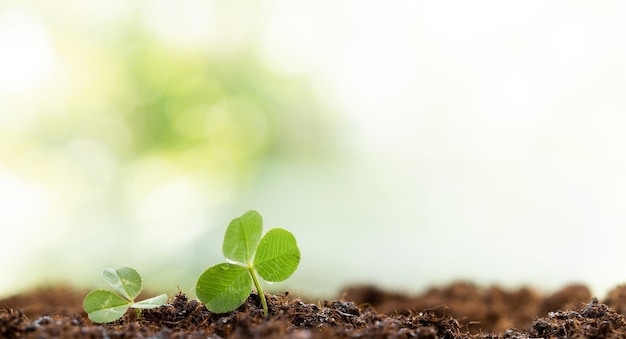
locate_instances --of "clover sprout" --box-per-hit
[83,267,167,323]
[196,210,301,317]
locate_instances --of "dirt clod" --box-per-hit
[529,298,626,339]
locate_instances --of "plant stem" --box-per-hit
[247,263,268,317]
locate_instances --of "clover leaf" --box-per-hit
[83,267,167,323]
[196,210,300,317]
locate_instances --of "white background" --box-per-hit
[1,1,626,299]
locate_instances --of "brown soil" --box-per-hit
[2,282,626,338]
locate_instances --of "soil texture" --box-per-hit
[3,282,626,338]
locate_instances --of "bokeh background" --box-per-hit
[2,1,626,300]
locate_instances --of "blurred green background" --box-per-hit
[3,1,626,299]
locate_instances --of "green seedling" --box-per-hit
[196,210,300,317]
[83,267,167,323]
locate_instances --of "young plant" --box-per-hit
[196,210,300,317]
[83,267,168,323]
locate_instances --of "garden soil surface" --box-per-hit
[3,282,626,338]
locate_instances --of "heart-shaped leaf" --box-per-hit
[132,294,168,309]
[222,210,263,263]
[196,263,252,313]
[254,228,300,282]
[102,267,142,301]
[83,290,131,323]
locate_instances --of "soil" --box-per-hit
[3,282,626,338]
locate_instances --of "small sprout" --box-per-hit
[196,210,300,317]
[83,267,167,323]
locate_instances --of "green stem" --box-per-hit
[247,263,268,317]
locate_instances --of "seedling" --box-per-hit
[83,267,168,323]
[196,210,300,317]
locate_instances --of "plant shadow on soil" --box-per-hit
[3,282,626,338]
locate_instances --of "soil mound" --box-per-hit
[2,282,626,338]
